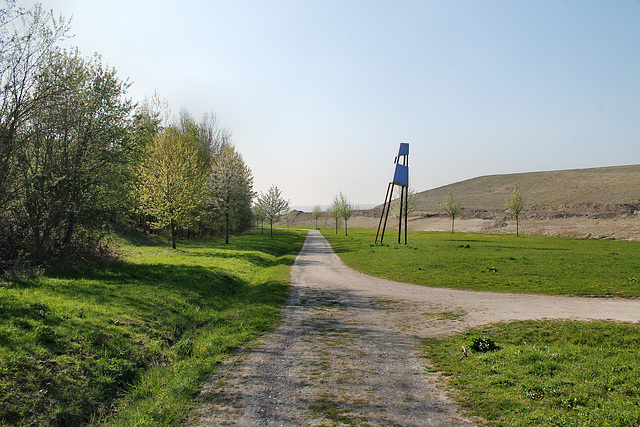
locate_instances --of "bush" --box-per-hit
[466,335,498,353]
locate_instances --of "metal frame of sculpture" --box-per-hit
[376,143,409,245]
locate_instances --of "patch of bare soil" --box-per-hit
[192,230,640,426]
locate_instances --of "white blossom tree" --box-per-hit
[255,185,289,237]
[208,145,254,243]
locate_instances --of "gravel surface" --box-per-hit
[192,230,640,426]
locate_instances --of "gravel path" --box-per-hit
[193,230,640,426]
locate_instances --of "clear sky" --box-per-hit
[25,0,640,208]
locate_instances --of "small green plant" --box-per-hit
[423,320,640,426]
[466,334,497,352]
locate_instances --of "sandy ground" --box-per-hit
[192,230,640,426]
[343,215,640,240]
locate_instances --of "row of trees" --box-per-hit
[0,2,255,271]
[442,186,525,235]
[134,106,254,249]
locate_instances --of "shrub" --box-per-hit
[466,335,498,353]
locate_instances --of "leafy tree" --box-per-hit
[441,191,461,233]
[10,47,132,264]
[506,185,526,236]
[252,203,267,233]
[391,187,418,219]
[283,210,296,230]
[255,185,289,237]
[328,197,342,234]
[207,144,254,243]
[0,2,71,269]
[135,127,207,249]
[337,191,354,236]
[312,204,322,229]
[0,3,70,211]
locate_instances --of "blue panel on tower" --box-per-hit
[392,164,408,187]
[398,143,409,156]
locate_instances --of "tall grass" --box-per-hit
[321,228,640,296]
[0,228,306,426]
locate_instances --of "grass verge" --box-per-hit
[423,320,640,426]
[0,228,306,426]
[320,228,640,296]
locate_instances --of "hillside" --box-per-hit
[282,164,640,240]
[413,164,640,213]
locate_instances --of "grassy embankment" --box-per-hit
[322,228,640,426]
[0,228,306,426]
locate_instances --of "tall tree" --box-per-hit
[0,3,70,209]
[17,48,132,261]
[441,191,461,233]
[207,144,254,243]
[255,185,289,237]
[0,2,71,267]
[135,127,207,249]
[506,185,525,236]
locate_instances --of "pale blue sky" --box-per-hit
[27,0,640,208]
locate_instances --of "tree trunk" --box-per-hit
[451,216,455,234]
[63,213,75,248]
[170,219,177,249]
[225,210,230,244]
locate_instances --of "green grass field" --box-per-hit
[423,320,640,426]
[321,228,640,297]
[0,228,306,426]
[321,228,640,425]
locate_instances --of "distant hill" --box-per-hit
[413,164,640,213]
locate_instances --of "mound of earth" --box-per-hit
[277,164,640,240]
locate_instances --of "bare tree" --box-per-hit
[506,185,525,236]
[441,191,461,233]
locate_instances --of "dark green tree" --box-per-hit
[16,48,132,262]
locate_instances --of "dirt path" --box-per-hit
[193,230,640,426]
